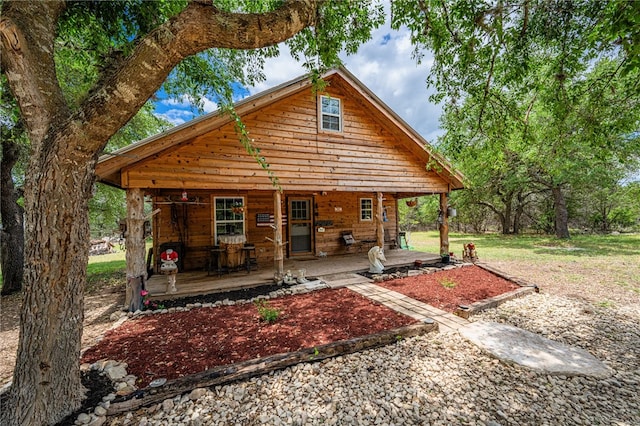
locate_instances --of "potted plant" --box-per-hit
[440,250,450,264]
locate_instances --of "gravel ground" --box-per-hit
[107,290,640,426]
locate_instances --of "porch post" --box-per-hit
[439,192,449,258]
[273,190,284,278]
[125,188,147,311]
[376,192,384,248]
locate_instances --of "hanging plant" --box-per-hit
[405,199,418,207]
[231,202,244,214]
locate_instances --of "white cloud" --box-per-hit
[155,108,195,126]
[248,45,305,95]
[154,3,443,140]
[201,97,218,113]
[249,15,443,143]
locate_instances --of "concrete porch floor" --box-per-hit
[147,249,440,300]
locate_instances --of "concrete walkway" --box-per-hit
[349,282,470,333]
[320,273,470,333]
[319,273,612,379]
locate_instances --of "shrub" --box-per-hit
[254,299,281,323]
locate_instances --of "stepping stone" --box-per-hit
[320,273,370,288]
[460,321,612,378]
[288,280,327,292]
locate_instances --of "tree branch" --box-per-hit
[0,1,67,142]
[73,0,320,155]
[476,201,505,220]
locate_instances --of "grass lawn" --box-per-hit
[408,230,640,263]
[407,231,640,302]
[85,242,152,293]
[3,235,639,299]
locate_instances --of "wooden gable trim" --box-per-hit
[96,67,465,192]
[326,70,464,190]
[96,76,311,185]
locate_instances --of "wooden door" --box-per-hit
[288,198,313,256]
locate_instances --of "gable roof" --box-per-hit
[96,67,464,192]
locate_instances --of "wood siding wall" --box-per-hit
[123,80,448,194]
[152,190,398,272]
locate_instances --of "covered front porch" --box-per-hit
[146,249,439,299]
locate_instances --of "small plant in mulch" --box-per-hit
[437,277,458,289]
[141,290,165,311]
[254,299,281,323]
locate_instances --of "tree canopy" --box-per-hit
[391,0,640,238]
[0,1,384,424]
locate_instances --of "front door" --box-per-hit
[288,198,313,256]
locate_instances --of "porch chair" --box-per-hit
[207,246,228,276]
[384,229,398,250]
[341,231,363,253]
[398,231,409,249]
[242,243,258,273]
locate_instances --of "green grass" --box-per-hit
[437,277,458,289]
[407,231,640,263]
[1,241,150,293]
[87,252,126,294]
[85,243,151,293]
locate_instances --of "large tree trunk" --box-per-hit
[512,190,527,235]
[552,185,570,239]
[1,134,96,425]
[0,138,24,295]
[500,190,515,234]
[0,1,321,423]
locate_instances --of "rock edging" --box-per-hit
[453,262,540,319]
[105,321,438,416]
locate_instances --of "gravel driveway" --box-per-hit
[107,279,640,425]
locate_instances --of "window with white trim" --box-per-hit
[320,95,342,132]
[214,197,245,241]
[360,198,373,221]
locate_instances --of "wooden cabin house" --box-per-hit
[96,67,464,298]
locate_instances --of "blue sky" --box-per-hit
[154,14,442,143]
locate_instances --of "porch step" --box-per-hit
[319,273,372,288]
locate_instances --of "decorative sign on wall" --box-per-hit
[256,213,288,226]
[315,220,334,227]
[256,213,271,224]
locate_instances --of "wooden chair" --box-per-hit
[207,246,228,276]
[242,243,258,273]
[384,229,397,250]
[341,231,363,253]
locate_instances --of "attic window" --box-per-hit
[320,95,342,132]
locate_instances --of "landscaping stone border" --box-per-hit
[453,262,540,319]
[105,321,437,416]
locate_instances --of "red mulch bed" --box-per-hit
[81,288,416,387]
[377,265,519,312]
[82,266,519,388]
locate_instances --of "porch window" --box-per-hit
[214,197,245,241]
[320,95,342,132]
[360,198,373,221]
